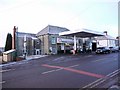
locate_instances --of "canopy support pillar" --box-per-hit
[73,35,77,55]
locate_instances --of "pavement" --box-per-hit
[0,55,48,67]
[26,55,48,60]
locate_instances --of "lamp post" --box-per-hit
[23,35,27,59]
[16,27,18,58]
[13,26,18,61]
[118,37,120,47]
[116,37,119,46]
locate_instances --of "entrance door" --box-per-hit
[52,47,56,54]
[36,49,40,55]
[92,43,97,51]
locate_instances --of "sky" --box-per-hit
[0,0,119,47]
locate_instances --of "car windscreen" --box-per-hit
[109,47,113,48]
[97,47,105,49]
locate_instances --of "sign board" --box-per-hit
[57,38,74,43]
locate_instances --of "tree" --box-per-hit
[4,33,12,51]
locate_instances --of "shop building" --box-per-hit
[17,32,41,56]
[36,25,78,54]
[12,26,41,56]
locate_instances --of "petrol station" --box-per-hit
[59,29,104,54]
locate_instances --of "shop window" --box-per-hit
[51,37,56,44]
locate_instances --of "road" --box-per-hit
[1,52,119,88]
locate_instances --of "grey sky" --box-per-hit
[0,0,118,47]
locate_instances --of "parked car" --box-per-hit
[96,47,110,54]
[109,46,119,53]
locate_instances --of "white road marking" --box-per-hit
[52,57,65,61]
[106,69,120,77]
[82,69,120,88]
[88,69,120,88]
[92,56,118,63]
[114,58,117,60]
[0,69,15,73]
[68,64,79,68]
[92,58,108,62]
[84,55,93,58]
[90,79,106,88]
[55,68,63,71]
[0,81,6,84]
[41,64,80,74]
[42,70,56,74]
[113,56,118,58]
[82,78,103,88]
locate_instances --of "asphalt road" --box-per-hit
[1,52,119,88]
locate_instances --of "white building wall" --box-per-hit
[109,40,116,47]
[97,40,116,47]
[97,40,107,47]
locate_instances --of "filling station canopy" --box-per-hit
[59,28,104,38]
